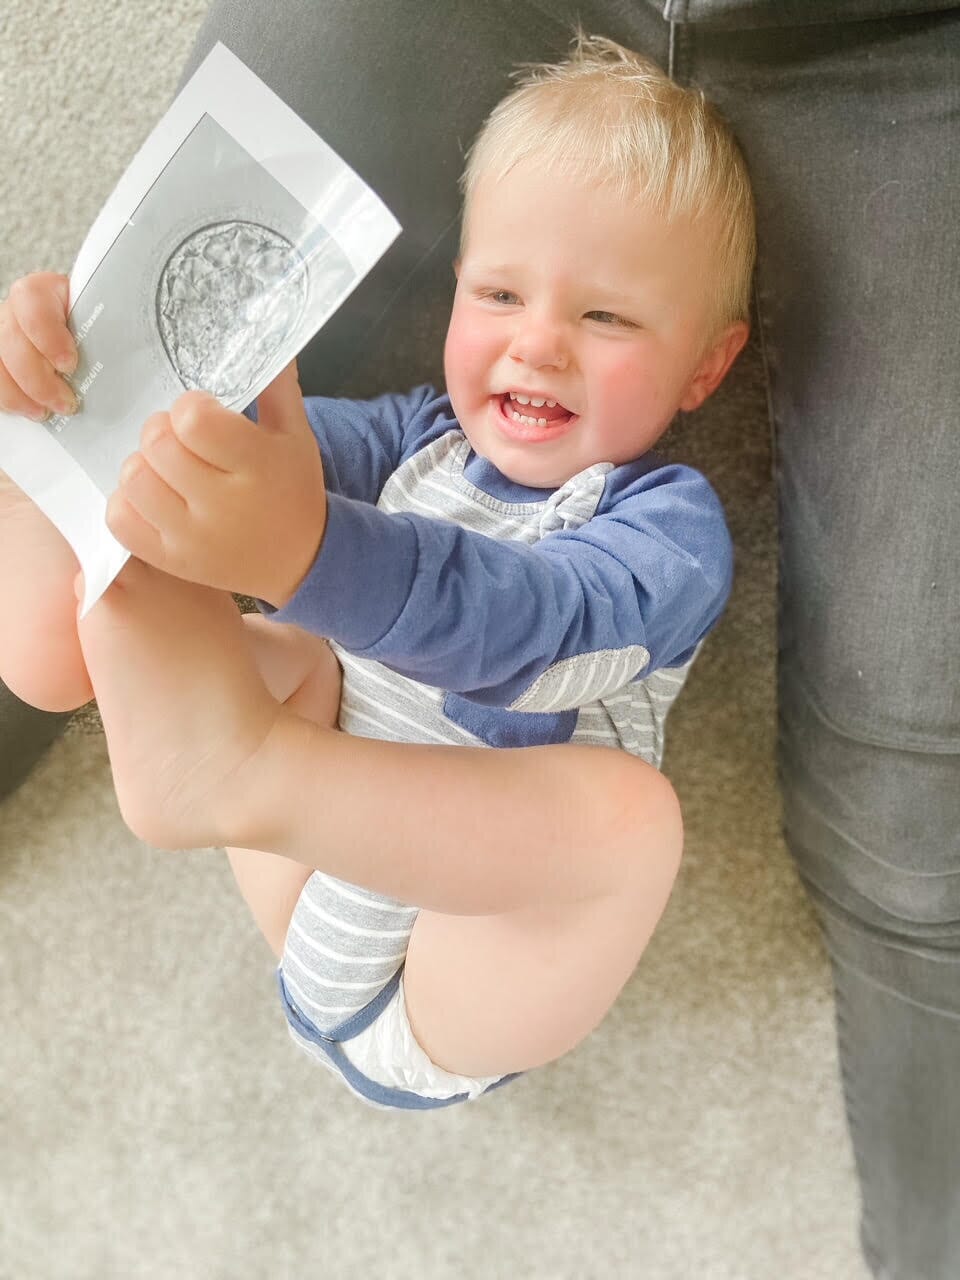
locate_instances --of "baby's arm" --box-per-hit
[267,462,733,714]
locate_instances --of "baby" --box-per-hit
[0,34,755,1110]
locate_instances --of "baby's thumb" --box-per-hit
[255,358,304,434]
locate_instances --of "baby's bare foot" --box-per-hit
[0,469,91,709]
[77,559,282,849]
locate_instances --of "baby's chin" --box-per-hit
[474,442,586,491]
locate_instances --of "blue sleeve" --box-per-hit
[244,382,449,504]
[263,458,734,712]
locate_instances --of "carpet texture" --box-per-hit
[0,4,871,1277]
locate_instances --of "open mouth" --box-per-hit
[499,391,574,429]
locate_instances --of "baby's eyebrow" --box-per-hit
[464,261,524,277]
[590,287,641,307]
[589,285,675,326]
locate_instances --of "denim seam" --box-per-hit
[790,797,960,885]
[671,19,695,84]
[833,984,883,1278]
[751,262,781,490]
[794,863,960,956]
[829,950,960,1021]
[783,670,960,756]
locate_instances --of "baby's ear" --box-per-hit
[679,321,750,413]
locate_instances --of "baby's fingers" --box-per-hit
[0,316,77,421]
[168,390,256,472]
[11,273,76,372]
[0,273,78,419]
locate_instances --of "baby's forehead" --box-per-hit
[463,169,715,263]
[468,157,714,225]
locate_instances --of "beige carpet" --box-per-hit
[0,3,871,1277]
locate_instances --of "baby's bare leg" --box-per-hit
[0,469,92,711]
[231,615,683,1078]
[227,614,342,957]
[77,563,684,1078]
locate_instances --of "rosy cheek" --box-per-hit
[444,312,493,394]
[443,315,470,375]
[602,349,644,393]
[587,352,666,459]
[607,346,668,410]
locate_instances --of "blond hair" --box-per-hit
[459,31,757,340]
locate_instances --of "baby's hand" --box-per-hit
[0,273,80,421]
[107,360,328,609]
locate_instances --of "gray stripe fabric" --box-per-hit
[510,643,653,712]
[282,871,419,1027]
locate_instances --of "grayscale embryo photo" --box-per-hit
[157,220,309,401]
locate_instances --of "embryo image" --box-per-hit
[157,220,309,401]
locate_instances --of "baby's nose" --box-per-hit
[508,316,569,371]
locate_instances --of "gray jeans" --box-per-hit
[3,2,956,1275]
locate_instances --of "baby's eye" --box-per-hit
[485,289,520,305]
[585,310,635,327]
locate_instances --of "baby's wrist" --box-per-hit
[261,516,325,611]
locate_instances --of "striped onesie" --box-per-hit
[250,384,733,1108]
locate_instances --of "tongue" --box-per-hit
[508,396,571,422]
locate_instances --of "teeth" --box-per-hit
[508,393,557,409]
[508,407,549,426]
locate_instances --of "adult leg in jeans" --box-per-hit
[682,13,960,1278]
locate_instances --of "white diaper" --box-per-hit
[338,973,506,1102]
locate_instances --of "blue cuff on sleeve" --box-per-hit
[263,492,419,650]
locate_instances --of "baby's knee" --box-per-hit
[614,754,685,883]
